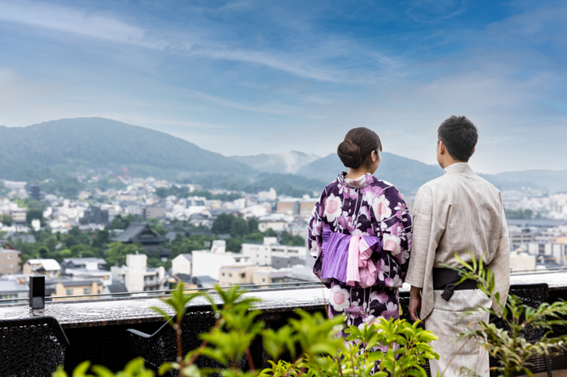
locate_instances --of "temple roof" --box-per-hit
[110,223,168,244]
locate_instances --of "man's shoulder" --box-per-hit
[473,174,501,193]
[417,175,447,194]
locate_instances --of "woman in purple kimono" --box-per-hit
[308,127,412,333]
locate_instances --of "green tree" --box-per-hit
[45,235,58,252]
[155,187,169,198]
[212,213,234,234]
[170,239,204,259]
[243,232,264,243]
[92,229,110,248]
[70,244,97,258]
[108,215,130,230]
[248,217,259,233]
[59,249,72,259]
[230,217,248,237]
[26,209,44,225]
[505,208,534,219]
[148,218,167,236]
[0,214,12,226]
[264,228,277,237]
[280,231,305,246]
[36,245,50,259]
[105,242,144,266]
[226,237,243,253]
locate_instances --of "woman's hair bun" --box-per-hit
[337,139,363,169]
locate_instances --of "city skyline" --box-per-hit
[0,0,566,174]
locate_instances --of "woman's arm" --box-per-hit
[377,186,413,285]
[307,190,327,258]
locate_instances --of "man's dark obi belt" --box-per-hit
[433,268,479,301]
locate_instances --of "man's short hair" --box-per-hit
[437,116,478,162]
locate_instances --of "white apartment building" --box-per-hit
[192,240,250,280]
[242,237,306,266]
[111,254,167,292]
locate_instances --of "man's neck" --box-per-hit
[440,158,466,169]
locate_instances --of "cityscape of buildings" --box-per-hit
[1,176,567,302]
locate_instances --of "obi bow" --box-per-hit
[319,228,381,288]
[346,235,378,288]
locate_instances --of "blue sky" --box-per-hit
[0,0,566,173]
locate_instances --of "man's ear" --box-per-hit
[471,147,476,157]
[438,140,446,155]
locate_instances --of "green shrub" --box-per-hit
[54,283,439,377]
[448,252,567,377]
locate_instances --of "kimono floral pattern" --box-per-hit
[308,172,412,333]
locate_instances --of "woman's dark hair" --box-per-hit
[337,127,382,169]
[438,115,478,162]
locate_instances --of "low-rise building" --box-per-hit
[242,237,306,267]
[218,265,273,287]
[171,254,192,276]
[143,204,165,220]
[112,254,167,292]
[0,278,28,301]
[192,240,251,281]
[61,258,107,273]
[23,259,61,277]
[252,268,300,285]
[276,198,317,216]
[257,214,291,233]
[53,280,104,301]
[0,248,21,275]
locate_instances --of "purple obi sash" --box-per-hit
[319,228,381,288]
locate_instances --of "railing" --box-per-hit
[0,281,324,304]
[2,267,567,305]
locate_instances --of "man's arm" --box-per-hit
[486,205,510,313]
[405,186,434,321]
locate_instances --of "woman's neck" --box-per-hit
[345,167,372,180]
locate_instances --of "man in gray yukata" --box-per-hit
[406,116,510,377]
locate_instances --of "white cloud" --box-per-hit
[0,1,165,48]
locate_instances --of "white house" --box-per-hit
[172,254,192,276]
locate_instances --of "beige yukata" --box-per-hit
[405,162,510,377]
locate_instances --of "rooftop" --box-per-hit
[62,258,107,265]
[59,280,103,287]
[0,280,27,292]
[26,259,61,270]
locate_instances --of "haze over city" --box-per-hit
[0,0,566,173]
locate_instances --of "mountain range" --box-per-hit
[0,117,566,196]
[230,151,320,174]
[0,118,251,181]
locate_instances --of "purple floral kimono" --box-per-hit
[308,172,412,333]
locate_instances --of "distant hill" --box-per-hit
[297,152,567,194]
[231,151,320,174]
[2,117,566,196]
[483,170,567,193]
[297,152,443,193]
[0,118,252,181]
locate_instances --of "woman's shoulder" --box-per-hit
[319,175,341,195]
[369,177,406,202]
